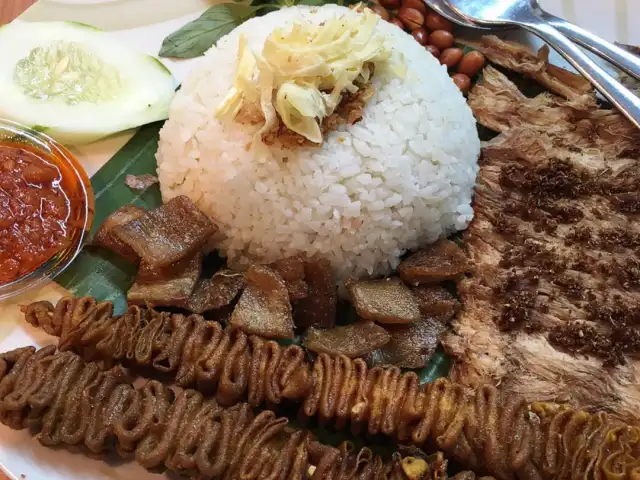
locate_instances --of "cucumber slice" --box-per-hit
[0,21,176,145]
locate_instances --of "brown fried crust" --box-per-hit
[444,62,640,425]
[22,296,640,480]
[459,35,593,100]
[0,346,476,480]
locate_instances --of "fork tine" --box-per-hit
[423,0,492,29]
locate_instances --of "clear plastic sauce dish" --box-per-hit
[0,118,94,301]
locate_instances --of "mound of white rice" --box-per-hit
[156,4,480,279]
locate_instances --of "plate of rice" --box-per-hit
[156,4,480,280]
[2,1,640,480]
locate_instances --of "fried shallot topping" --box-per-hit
[261,83,376,149]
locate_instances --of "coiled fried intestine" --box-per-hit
[24,297,640,480]
[0,345,493,480]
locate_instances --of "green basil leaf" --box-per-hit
[159,4,260,59]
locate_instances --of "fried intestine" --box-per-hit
[0,345,490,480]
[24,297,640,480]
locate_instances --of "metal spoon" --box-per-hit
[542,12,640,82]
[424,0,493,30]
[443,0,640,130]
[425,0,640,82]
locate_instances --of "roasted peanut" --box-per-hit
[457,51,486,77]
[451,73,471,93]
[370,4,391,21]
[411,27,429,45]
[401,0,427,14]
[380,0,402,10]
[425,12,453,32]
[389,16,407,30]
[428,30,454,50]
[397,7,424,30]
[424,44,441,57]
[439,47,464,68]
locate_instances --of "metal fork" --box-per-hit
[426,0,640,82]
[442,0,640,130]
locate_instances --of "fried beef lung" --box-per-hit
[127,252,203,307]
[180,269,245,314]
[113,195,217,268]
[230,265,294,339]
[442,50,640,425]
[294,257,337,329]
[305,322,390,358]
[92,205,146,262]
[398,240,469,285]
[366,316,446,369]
[346,277,421,324]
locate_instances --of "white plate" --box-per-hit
[0,1,638,479]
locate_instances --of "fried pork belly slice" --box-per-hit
[269,255,308,301]
[127,252,202,307]
[92,205,146,262]
[113,195,216,268]
[413,285,460,320]
[305,322,390,358]
[461,35,593,100]
[444,65,640,425]
[346,277,421,324]
[180,269,245,314]
[398,240,469,286]
[230,265,294,339]
[366,316,446,369]
[294,257,337,329]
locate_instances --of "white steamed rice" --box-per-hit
[156,4,480,279]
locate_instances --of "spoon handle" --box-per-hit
[520,19,640,130]
[542,12,640,81]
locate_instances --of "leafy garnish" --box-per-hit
[159,4,267,58]
[159,0,367,60]
[56,122,164,313]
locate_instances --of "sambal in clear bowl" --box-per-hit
[0,118,94,300]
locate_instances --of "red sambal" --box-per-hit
[0,143,72,285]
